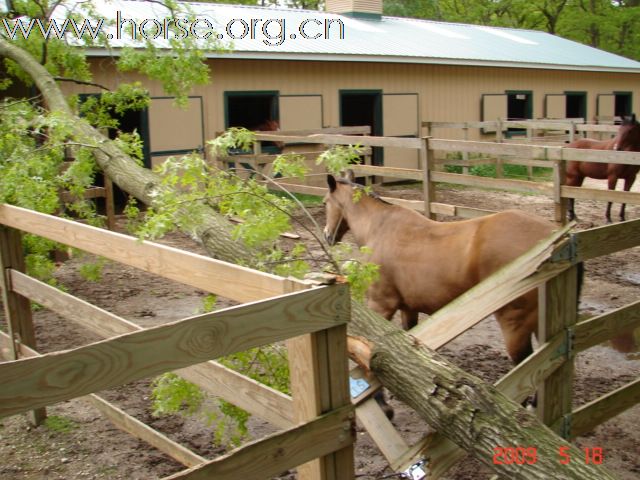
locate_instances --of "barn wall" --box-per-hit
[70,57,640,167]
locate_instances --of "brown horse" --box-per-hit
[323,172,556,365]
[565,114,640,222]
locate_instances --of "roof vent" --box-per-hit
[325,0,383,19]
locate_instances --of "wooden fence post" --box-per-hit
[104,175,116,231]
[462,123,470,175]
[0,225,46,425]
[421,137,436,220]
[286,281,354,480]
[553,156,569,225]
[537,265,579,437]
[495,120,504,178]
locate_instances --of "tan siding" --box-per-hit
[77,57,640,150]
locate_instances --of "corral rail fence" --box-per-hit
[238,120,640,226]
[0,203,355,480]
[215,126,640,477]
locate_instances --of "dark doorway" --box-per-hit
[615,92,632,120]
[566,92,587,120]
[225,91,280,153]
[78,94,149,212]
[340,90,383,166]
[506,91,532,137]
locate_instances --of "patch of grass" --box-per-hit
[44,415,78,434]
[271,190,324,207]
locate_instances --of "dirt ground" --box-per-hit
[1,182,639,480]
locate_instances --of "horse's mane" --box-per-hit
[335,177,391,204]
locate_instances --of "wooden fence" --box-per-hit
[423,119,619,178]
[0,204,355,480]
[213,129,640,477]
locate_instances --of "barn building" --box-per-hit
[58,0,640,171]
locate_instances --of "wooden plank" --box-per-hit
[86,395,206,468]
[163,405,355,480]
[267,126,371,137]
[430,203,495,218]
[495,332,567,403]
[0,331,206,468]
[561,147,640,165]
[553,160,568,224]
[59,186,107,202]
[572,217,640,262]
[574,300,640,353]
[562,185,640,205]
[431,171,553,196]
[285,278,327,480]
[350,164,422,181]
[576,124,619,134]
[569,378,640,438]
[537,266,578,436]
[175,362,294,429]
[10,270,141,338]
[323,324,355,479]
[0,226,46,425]
[429,138,561,160]
[9,269,294,428]
[410,224,573,347]
[0,285,349,418]
[356,397,409,465]
[0,204,289,303]
[104,175,116,231]
[254,133,422,150]
[423,138,436,220]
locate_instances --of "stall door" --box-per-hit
[545,94,566,119]
[382,93,419,170]
[481,94,507,132]
[279,94,323,131]
[148,97,204,169]
[597,94,616,124]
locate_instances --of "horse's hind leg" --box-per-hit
[606,176,619,223]
[620,175,637,221]
[401,310,419,330]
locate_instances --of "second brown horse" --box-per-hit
[565,114,640,222]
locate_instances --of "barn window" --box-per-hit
[224,91,281,153]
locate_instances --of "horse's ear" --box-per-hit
[327,174,337,192]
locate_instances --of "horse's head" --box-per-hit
[616,113,640,152]
[323,171,355,245]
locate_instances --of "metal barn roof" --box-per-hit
[62,0,640,73]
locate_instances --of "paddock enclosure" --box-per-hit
[2,122,640,477]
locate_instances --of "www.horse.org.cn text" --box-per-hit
[1,12,346,46]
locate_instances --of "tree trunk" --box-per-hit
[0,38,617,479]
